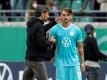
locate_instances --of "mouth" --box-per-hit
[64,19,68,21]
[64,20,68,22]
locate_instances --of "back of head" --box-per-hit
[35,5,49,17]
[84,24,95,34]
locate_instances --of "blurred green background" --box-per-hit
[0,26,107,61]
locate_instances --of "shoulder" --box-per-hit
[49,23,60,35]
[50,23,60,30]
[72,24,80,30]
[31,23,43,32]
[87,37,96,43]
[71,24,81,33]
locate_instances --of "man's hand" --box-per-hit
[80,63,85,72]
[49,37,56,43]
[55,17,61,23]
[48,37,56,49]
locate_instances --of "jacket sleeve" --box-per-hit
[91,38,106,60]
[43,21,57,32]
[35,25,51,48]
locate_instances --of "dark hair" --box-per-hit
[35,5,49,17]
[84,24,95,34]
[60,8,72,15]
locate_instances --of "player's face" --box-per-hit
[60,11,72,23]
[41,12,49,21]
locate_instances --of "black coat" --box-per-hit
[83,35,106,62]
[26,17,56,61]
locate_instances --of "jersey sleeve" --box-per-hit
[76,28,83,42]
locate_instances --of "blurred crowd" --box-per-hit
[0,0,107,21]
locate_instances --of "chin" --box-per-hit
[63,21,69,23]
[63,20,68,22]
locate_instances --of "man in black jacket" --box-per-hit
[83,24,107,80]
[22,5,59,80]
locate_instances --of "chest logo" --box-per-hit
[70,32,74,36]
[62,37,71,47]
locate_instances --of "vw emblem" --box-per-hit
[0,63,13,80]
[62,37,71,47]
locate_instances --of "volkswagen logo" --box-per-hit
[62,37,71,47]
[0,63,13,80]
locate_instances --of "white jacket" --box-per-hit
[97,0,107,3]
[97,0,107,11]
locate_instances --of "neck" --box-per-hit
[62,22,70,28]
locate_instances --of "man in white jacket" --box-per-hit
[97,0,107,11]
[97,0,107,21]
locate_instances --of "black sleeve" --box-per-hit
[35,26,51,48]
[43,21,57,32]
[91,38,106,60]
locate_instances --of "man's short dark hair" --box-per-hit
[35,5,49,17]
[84,24,95,34]
[60,8,72,15]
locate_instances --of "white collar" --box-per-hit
[59,23,73,30]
